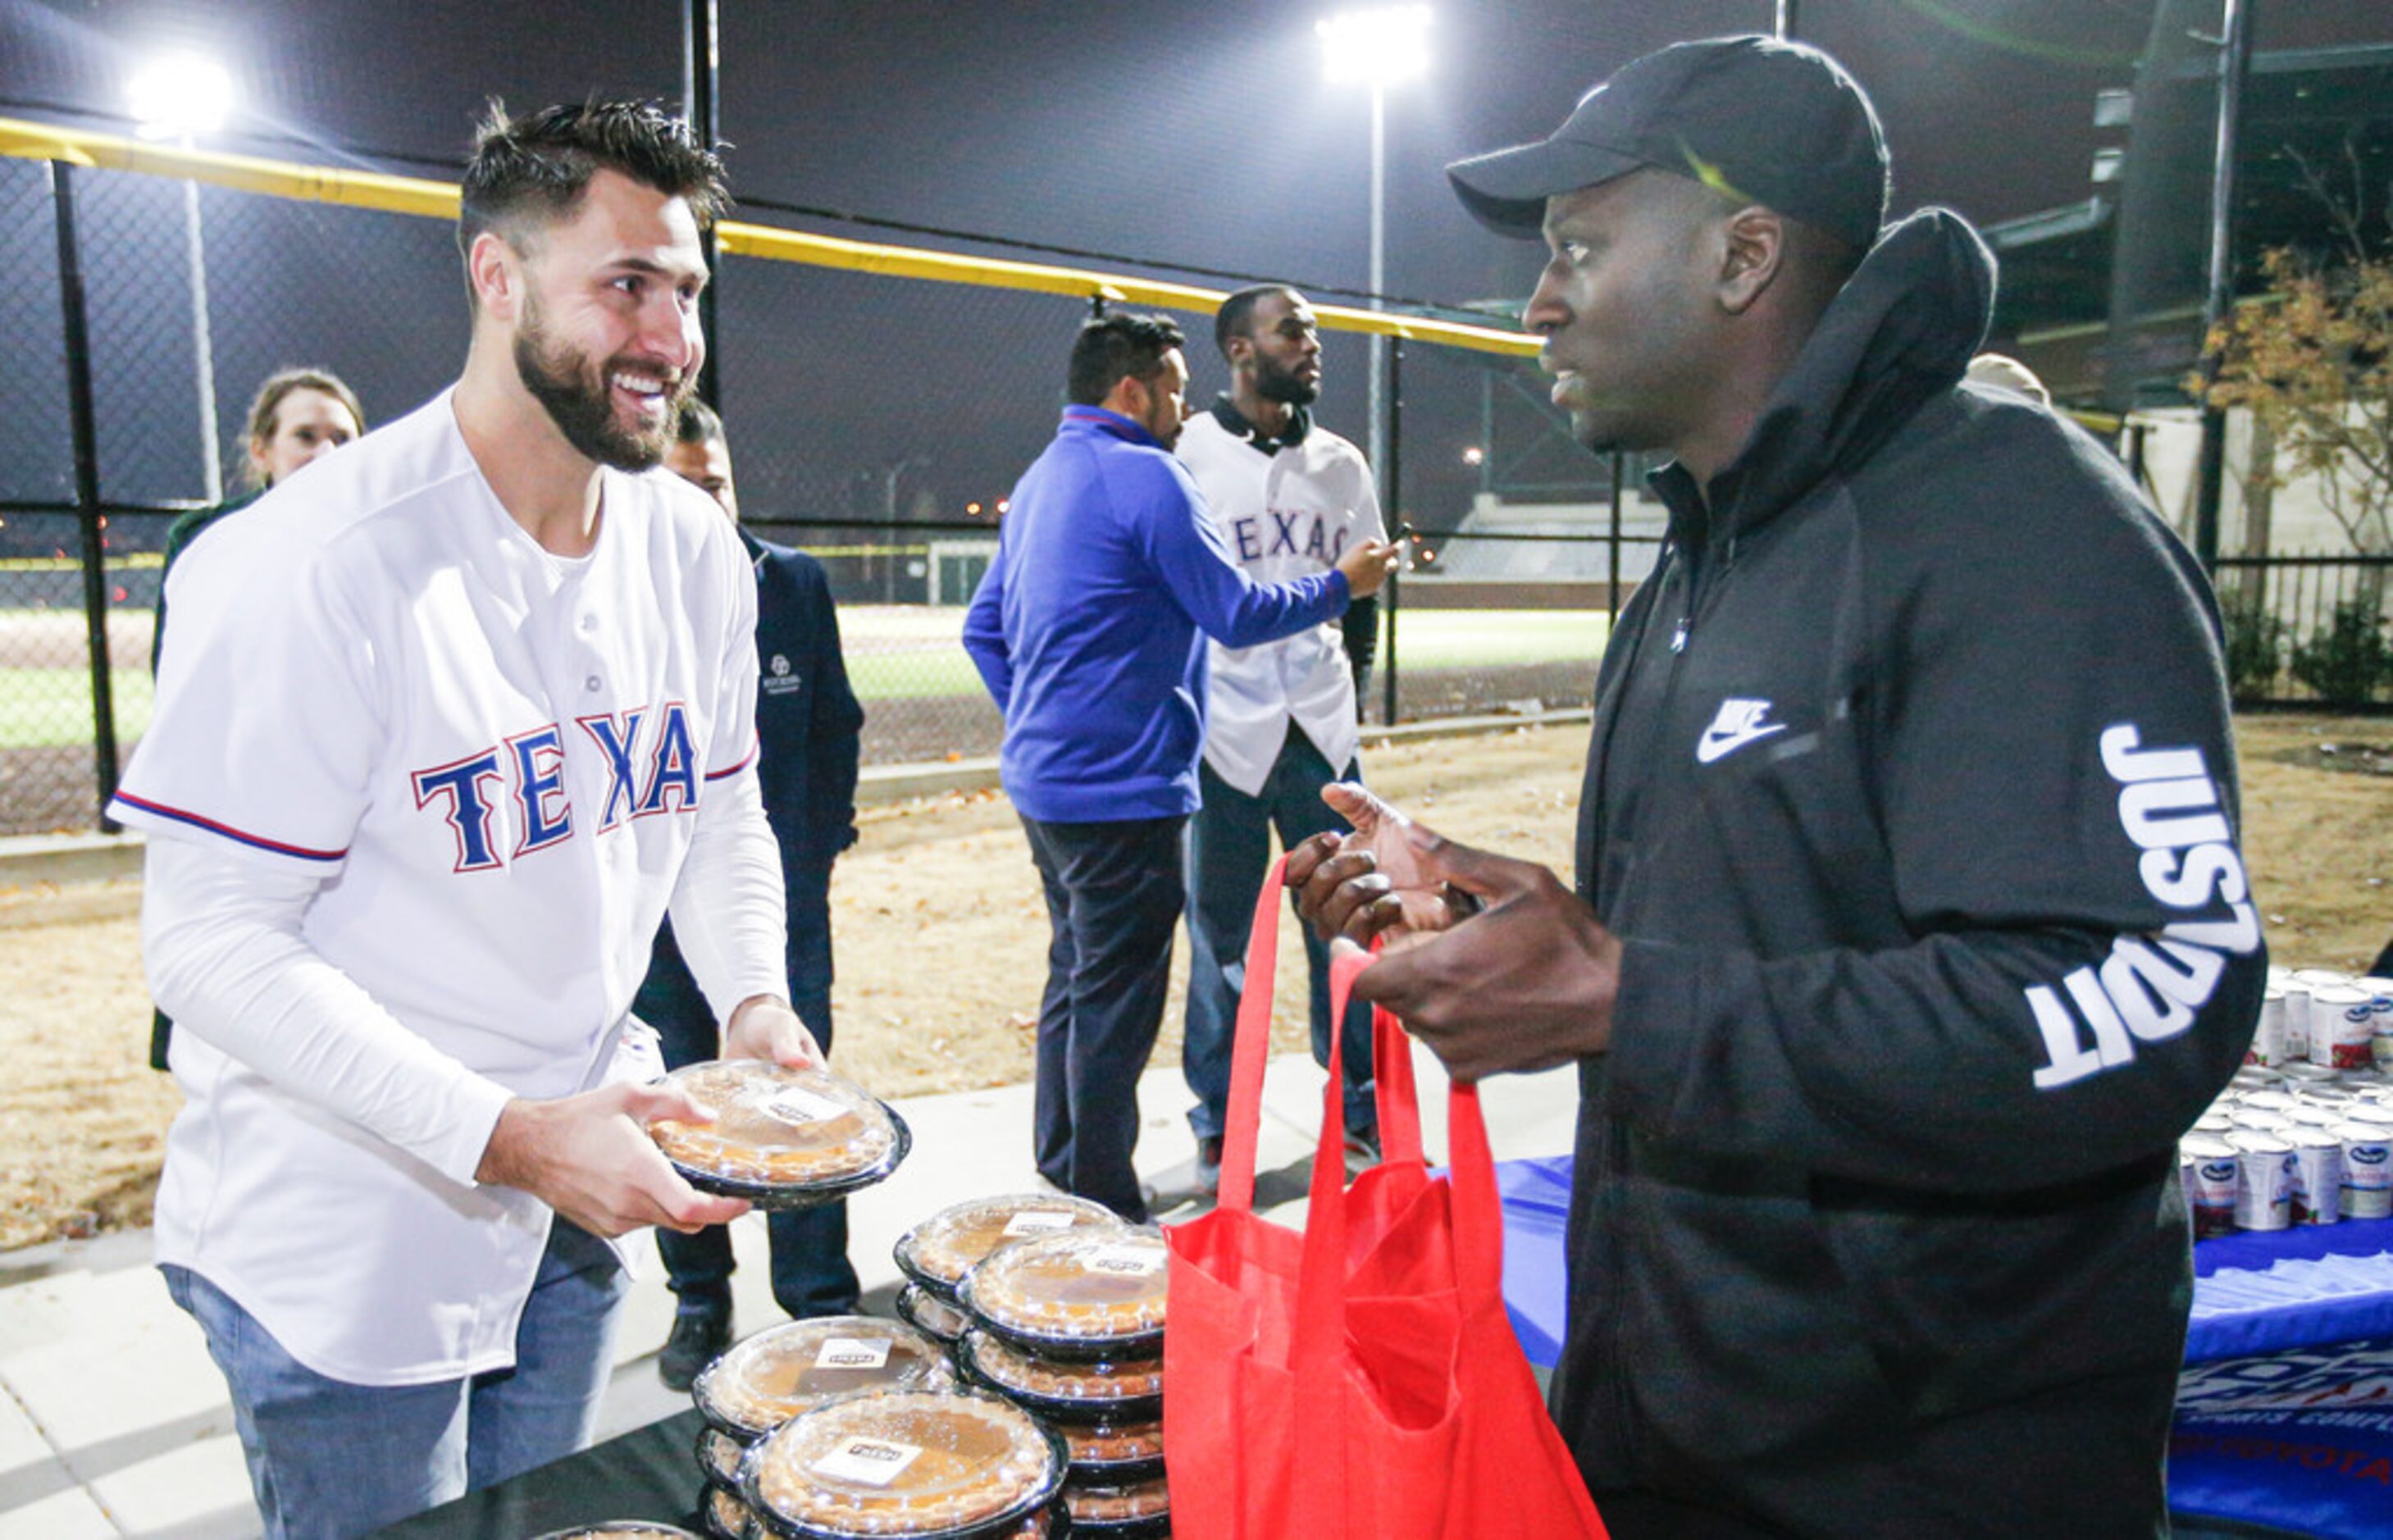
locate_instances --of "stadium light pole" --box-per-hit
[130,54,234,503]
[1317,6,1431,491]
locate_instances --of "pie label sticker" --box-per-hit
[1083,1244,1164,1278]
[1001,1209,1080,1237]
[812,1436,925,1487]
[758,1085,848,1127]
[815,1337,893,1370]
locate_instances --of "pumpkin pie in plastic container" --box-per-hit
[741,1387,1066,1540]
[695,1317,952,1443]
[648,1060,909,1208]
[956,1228,1168,1362]
[892,1194,1119,1301]
[952,1329,1162,1427]
[1059,1475,1172,1538]
[1051,1416,1166,1487]
[895,1285,970,1347]
[532,1526,707,1540]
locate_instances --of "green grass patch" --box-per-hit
[0,666,153,749]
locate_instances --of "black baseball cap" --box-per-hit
[1447,35,1889,248]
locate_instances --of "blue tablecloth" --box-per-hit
[1494,1156,2393,1540]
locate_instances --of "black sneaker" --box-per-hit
[1194,1136,1224,1198]
[659,1305,732,1392]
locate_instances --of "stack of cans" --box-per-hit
[2181,966,2393,1239]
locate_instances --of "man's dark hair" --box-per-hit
[458,99,728,267]
[1067,312,1185,406]
[676,399,725,447]
[1214,285,1298,359]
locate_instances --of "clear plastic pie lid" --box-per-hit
[894,1194,1121,1299]
[533,1526,706,1540]
[695,1316,950,1438]
[744,1388,1065,1540]
[896,1285,970,1344]
[650,1061,909,1205]
[699,1422,751,1483]
[704,1483,756,1540]
[958,1228,1168,1360]
[1055,1417,1166,1479]
[1060,1474,1172,1531]
[953,1331,1162,1422]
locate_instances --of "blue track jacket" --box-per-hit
[964,406,1349,823]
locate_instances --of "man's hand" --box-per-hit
[1289,799,1625,1083]
[722,996,824,1068]
[1334,538,1402,601]
[1284,783,1474,948]
[476,1082,751,1237]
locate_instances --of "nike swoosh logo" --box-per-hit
[1696,720,1787,764]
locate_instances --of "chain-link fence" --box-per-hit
[0,125,1625,837]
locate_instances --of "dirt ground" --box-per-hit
[1,716,2385,1252]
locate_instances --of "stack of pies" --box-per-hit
[702,1483,758,1540]
[532,1526,705,1540]
[947,1227,1172,1533]
[741,1388,1066,1538]
[647,1061,910,1207]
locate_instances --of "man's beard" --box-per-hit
[513,299,687,471]
[1255,355,1320,407]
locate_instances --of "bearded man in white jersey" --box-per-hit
[1177,285,1388,1190]
[116,101,816,1539]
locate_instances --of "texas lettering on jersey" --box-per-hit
[411,700,700,873]
[2026,722,2259,1091]
[1224,505,1355,566]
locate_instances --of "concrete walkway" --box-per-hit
[0,1049,1581,1538]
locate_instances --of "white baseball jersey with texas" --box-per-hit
[112,390,786,1386]
[1177,405,1384,795]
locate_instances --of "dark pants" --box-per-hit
[639,866,859,1319]
[1182,728,1375,1145]
[1020,813,1187,1223]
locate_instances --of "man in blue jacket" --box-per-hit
[646,401,867,1387]
[964,312,1397,1221]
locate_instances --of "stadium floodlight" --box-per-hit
[1315,7,1429,578]
[1315,6,1433,87]
[128,54,235,141]
[129,53,235,499]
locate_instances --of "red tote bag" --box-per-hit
[1163,855,1607,1540]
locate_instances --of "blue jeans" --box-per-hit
[162,1219,629,1540]
[638,866,860,1320]
[1021,813,1187,1223]
[1183,728,1375,1145]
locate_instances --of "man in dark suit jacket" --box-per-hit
[645,401,867,1387]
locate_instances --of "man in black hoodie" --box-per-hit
[1290,36,2262,1539]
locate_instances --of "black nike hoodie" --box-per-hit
[1550,208,2263,1537]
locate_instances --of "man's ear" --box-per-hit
[1716,205,1785,317]
[469,231,525,322]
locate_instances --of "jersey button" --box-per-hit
[584,674,602,692]
[579,613,597,632]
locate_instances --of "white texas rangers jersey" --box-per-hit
[1177,405,1383,795]
[112,390,785,1384]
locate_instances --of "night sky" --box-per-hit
[5,1,2391,535]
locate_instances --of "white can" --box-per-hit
[2314,986,2378,1072]
[2229,1132,2296,1231]
[2303,1084,2358,1105]
[2240,1089,2298,1112]
[2294,968,2354,988]
[2231,1108,2293,1134]
[2281,1061,2339,1086]
[2289,1103,2347,1130]
[2342,1102,2393,1130]
[2337,1123,2393,1220]
[2182,1134,2241,1238]
[2232,1065,2286,1090]
[2291,1135,2345,1225]
[2251,986,2287,1067]
[2282,986,2313,1064]
[2192,1109,2236,1134]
